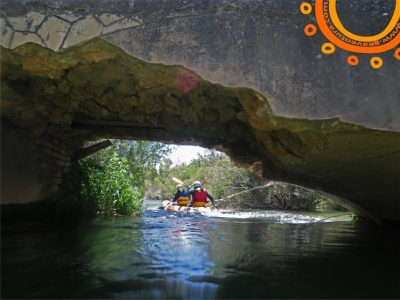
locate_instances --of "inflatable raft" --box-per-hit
[162,200,214,213]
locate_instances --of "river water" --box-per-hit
[1,200,399,299]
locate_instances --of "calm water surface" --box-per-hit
[2,200,399,299]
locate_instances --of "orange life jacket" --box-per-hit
[177,191,189,206]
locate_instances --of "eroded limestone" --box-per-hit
[1,38,399,224]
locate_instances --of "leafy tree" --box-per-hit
[79,140,172,215]
[80,153,142,215]
[144,148,347,212]
[78,140,345,213]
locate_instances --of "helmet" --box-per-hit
[193,181,201,189]
[176,184,183,191]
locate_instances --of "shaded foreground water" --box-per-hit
[1,200,399,299]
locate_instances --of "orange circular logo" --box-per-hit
[300,0,400,68]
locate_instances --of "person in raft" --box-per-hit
[188,181,217,208]
[170,184,189,206]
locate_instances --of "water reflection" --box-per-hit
[76,211,218,299]
[95,277,218,299]
[1,201,399,299]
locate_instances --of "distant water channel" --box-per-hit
[2,200,399,299]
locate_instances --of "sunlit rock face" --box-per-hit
[1,0,399,224]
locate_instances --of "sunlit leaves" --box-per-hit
[80,140,172,215]
[145,149,345,211]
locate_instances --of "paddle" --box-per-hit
[172,177,191,189]
[172,177,219,210]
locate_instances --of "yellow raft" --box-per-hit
[162,200,214,213]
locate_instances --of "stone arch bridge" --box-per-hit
[1,0,399,225]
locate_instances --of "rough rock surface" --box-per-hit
[1,0,399,224]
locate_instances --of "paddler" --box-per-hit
[188,181,218,209]
[170,184,189,206]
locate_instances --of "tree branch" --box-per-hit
[215,182,275,203]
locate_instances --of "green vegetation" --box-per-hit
[67,141,346,217]
[145,149,347,212]
[78,140,171,216]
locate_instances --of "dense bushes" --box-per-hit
[145,149,347,211]
[77,140,170,216]
[80,153,143,215]
[65,140,345,216]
